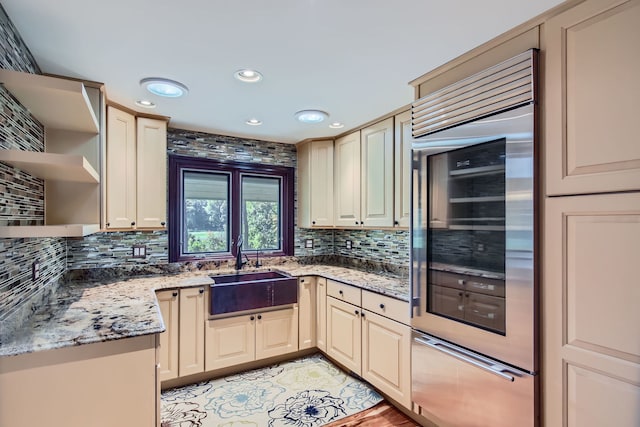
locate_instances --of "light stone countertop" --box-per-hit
[0,264,409,358]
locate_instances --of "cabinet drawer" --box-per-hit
[327,280,361,306]
[362,290,410,325]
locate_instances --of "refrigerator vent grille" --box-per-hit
[412,50,535,138]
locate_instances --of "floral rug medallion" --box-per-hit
[161,354,383,427]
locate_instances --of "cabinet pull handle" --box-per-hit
[172,291,178,297]
[257,314,262,320]
[379,303,385,309]
[199,288,204,294]
[250,316,255,321]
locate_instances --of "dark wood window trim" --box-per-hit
[168,154,294,263]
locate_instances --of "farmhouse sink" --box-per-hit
[209,270,297,317]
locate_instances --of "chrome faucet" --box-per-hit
[235,235,246,270]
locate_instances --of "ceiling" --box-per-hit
[1,0,564,143]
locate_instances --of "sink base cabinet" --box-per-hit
[206,307,299,372]
[0,335,158,427]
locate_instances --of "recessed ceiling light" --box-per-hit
[329,122,344,129]
[135,99,156,108]
[246,118,262,126]
[140,77,189,98]
[295,110,329,124]
[234,69,263,83]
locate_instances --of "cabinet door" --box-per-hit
[298,277,317,350]
[255,307,299,360]
[326,296,362,374]
[394,111,413,228]
[156,290,179,381]
[205,314,255,371]
[136,117,167,228]
[316,277,328,352]
[544,192,640,427]
[334,130,362,227]
[178,287,205,376]
[429,152,449,229]
[544,0,640,195]
[362,311,411,409]
[310,140,334,226]
[361,117,394,227]
[105,106,136,228]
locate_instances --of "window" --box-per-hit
[169,155,294,262]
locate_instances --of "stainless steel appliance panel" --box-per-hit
[411,103,536,372]
[412,332,536,427]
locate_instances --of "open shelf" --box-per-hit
[0,150,99,183]
[0,69,99,133]
[0,223,100,238]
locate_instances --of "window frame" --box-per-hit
[168,155,295,263]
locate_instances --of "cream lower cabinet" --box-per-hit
[156,287,205,382]
[0,335,157,427]
[326,280,411,408]
[316,277,328,352]
[299,276,317,350]
[543,192,640,427]
[206,307,299,371]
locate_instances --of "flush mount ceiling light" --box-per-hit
[246,118,263,126]
[329,121,344,129]
[295,109,329,124]
[135,99,156,108]
[234,69,263,83]
[140,77,189,98]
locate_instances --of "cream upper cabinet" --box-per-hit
[394,111,413,228]
[298,277,317,350]
[334,130,362,227]
[178,287,206,377]
[428,152,449,229]
[361,117,394,228]
[316,277,328,352]
[297,140,334,227]
[106,106,136,228]
[136,117,167,228]
[156,289,179,381]
[105,106,167,229]
[326,296,362,373]
[543,192,640,427]
[362,310,411,409]
[544,0,640,196]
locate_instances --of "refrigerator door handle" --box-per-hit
[414,336,518,382]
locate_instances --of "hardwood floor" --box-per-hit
[323,401,420,427]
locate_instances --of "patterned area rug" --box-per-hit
[161,353,383,427]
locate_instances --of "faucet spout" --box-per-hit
[235,235,246,270]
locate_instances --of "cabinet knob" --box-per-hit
[172,291,178,297]
[131,221,136,226]
[339,290,343,295]
[250,315,255,321]
[360,221,364,225]
[394,221,399,226]
[106,222,110,227]
[312,221,316,225]
[458,292,463,297]
[355,310,359,315]
[300,279,305,283]
[355,221,359,225]
[199,288,204,294]
[257,314,262,320]
[361,312,365,318]
[161,221,166,226]
[379,303,385,309]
